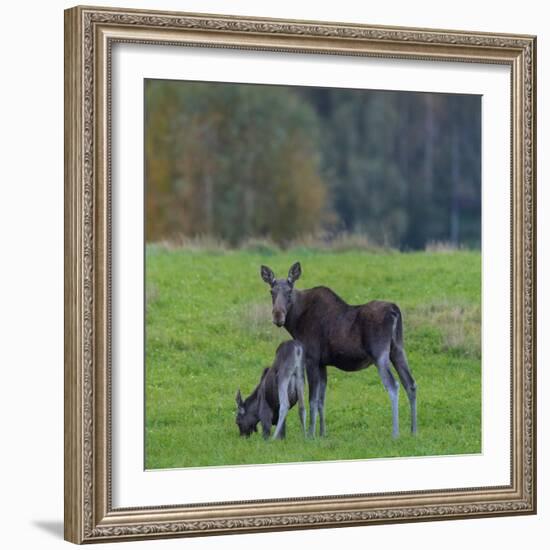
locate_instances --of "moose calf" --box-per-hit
[236,340,306,440]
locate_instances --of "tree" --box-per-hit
[145,80,327,245]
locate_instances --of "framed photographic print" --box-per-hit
[64,5,537,544]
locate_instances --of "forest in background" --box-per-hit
[145,80,481,250]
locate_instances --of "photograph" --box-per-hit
[144,79,482,469]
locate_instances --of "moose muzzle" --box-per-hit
[272,309,286,327]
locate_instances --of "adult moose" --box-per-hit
[260,262,417,438]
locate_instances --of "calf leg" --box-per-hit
[273,381,291,440]
[391,345,417,434]
[258,398,273,440]
[318,366,328,437]
[376,354,400,438]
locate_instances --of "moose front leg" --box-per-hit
[306,357,321,438]
[296,370,307,437]
[318,366,328,437]
[258,398,273,440]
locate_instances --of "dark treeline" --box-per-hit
[145,80,481,249]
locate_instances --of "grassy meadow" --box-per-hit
[145,245,481,469]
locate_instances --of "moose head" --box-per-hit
[235,389,258,437]
[260,262,301,327]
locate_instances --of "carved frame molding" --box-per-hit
[64,5,536,544]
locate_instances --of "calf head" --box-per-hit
[235,389,257,437]
[260,262,301,327]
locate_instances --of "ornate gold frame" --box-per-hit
[64,5,537,544]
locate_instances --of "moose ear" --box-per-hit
[260,265,275,286]
[235,389,243,406]
[287,262,302,284]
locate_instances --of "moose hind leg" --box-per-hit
[376,354,400,438]
[391,346,417,434]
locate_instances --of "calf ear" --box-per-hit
[287,262,302,284]
[260,265,275,286]
[235,389,244,407]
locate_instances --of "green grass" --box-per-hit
[145,247,481,469]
